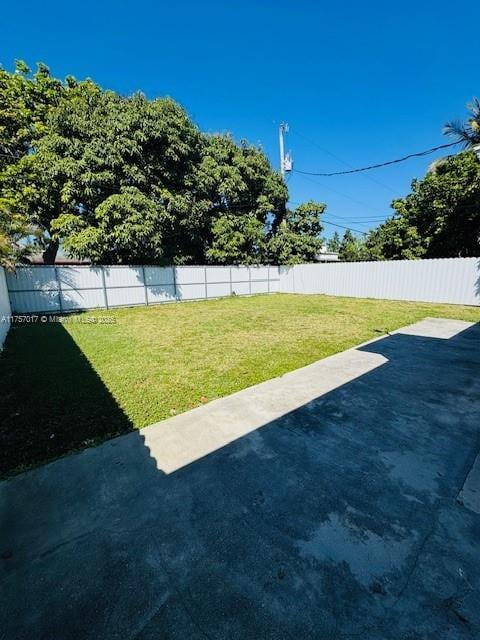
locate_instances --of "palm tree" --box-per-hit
[444,97,480,148]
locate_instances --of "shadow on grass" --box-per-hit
[0,322,134,477]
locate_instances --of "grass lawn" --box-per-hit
[1,293,479,476]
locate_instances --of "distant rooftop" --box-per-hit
[316,246,339,262]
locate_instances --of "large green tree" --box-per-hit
[0,61,326,266]
[0,61,67,263]
[48,84,203,264]
[199,134,288,264]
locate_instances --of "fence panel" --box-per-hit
[6,264,281,314]
[0,267,12,347]
[280,258,480,306]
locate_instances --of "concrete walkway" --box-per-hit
[1,318,480,639]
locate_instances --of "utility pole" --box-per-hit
[278,122,293,178]
[279,123,286,177]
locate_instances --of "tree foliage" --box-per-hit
[364,217,424,260]
[326,231,340,253]
[0,62,324,266]
[337,149,480,263]
[337,99,480,263]
[338,229,370,261]
[268,201,325,264]
[0,60,65,169]
[0,61,66,266]
[365,151,480,259]
[0,205,35,269]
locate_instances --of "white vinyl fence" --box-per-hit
[6,264,280,314]
[0,267,12,347]
[4,258,479,316]
[280,257,480,306]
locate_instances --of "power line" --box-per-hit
[322,219,367,235]
[290,129,401,196]
[322,212,386,225]
[294,171,381,213]
[332,220,385,227]
[295,141,461,176]
[282,200,373,235]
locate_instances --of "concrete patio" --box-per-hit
[1,318,480,639]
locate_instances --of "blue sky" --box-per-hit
[1,0,479,238]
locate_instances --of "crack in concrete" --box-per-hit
[391,521,436,608]
[133,537,216,640]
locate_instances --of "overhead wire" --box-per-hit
[285,132,461,232]
[295,141,461,176]
[290,129,401,196]
[321,220,367,235]
[294,171,389,224]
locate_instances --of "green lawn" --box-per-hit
[1,293,479,476]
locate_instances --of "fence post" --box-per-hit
[101,267,109,310]
[142,266,149,306]
[54,266,63,313]
[249,266,252,295]
[172,266,178,301]
[229,266,233,295]
[204,266,208,299]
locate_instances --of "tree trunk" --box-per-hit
[42,239,59,264]
[271,201,287,236]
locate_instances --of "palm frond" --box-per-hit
[443,120,472,147]
[467,97,480,119]
[445,97,480,147]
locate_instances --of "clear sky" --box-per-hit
[1,0,479,237]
